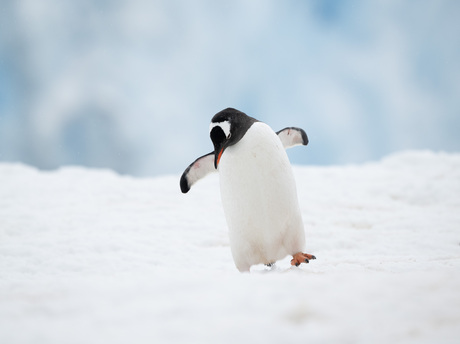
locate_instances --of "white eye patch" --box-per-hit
[209,120,231,138]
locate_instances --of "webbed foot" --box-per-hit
[291,252,316,267]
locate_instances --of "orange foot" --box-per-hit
[291,252,316,267]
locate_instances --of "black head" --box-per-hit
[209,108,258,168]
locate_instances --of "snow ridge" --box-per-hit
[1,151,459,343]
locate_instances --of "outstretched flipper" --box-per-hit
[180,152,215,193]
[276,127,309,149]
[181,127,308,193]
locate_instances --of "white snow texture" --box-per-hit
[1,150,459,343]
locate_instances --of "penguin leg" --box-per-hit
[265,262,276,269]
[291,252,316,267]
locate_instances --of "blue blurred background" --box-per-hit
[1,0,459,176]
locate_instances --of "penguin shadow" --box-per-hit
[250,262,314,274]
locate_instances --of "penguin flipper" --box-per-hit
[180,152,216,193]
[276,127,309,149]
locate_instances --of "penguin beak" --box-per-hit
[214,147,224,169]
[212,137,227,169]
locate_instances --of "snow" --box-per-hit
[1,150,460,343]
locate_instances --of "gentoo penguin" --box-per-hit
[180,108,315,272]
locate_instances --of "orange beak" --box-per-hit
[215,148,224,168]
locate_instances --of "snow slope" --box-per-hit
[1,150,459,343]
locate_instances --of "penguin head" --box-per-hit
[209,108,258,168]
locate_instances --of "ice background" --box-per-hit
[1,0,459,176]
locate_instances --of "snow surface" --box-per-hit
[1,150,460,343]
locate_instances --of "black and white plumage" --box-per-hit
[180,108,315,272]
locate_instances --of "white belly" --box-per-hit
[218,122,306,271]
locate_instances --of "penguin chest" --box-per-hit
[218,123,304,268]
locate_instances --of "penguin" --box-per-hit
[180,108,315,272]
